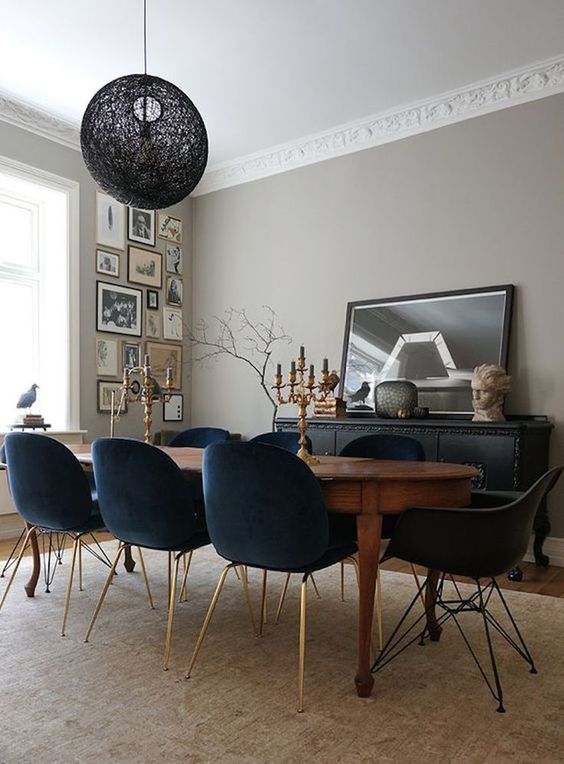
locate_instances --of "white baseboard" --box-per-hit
[524,535,564,567]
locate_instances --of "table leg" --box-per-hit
[425,568,442,642]
[354,483,382,698]
[24,525,40,598]
[123,544,136,572]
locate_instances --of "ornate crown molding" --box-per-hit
[0,90,79,150]
[194,54,564,196]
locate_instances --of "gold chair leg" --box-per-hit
[137,547,155,610]
[258,569,268,636]
[185,564,234,678]
[84,543,124,642]
[78,537,83,592]
[411,564,426,608]
[163,554,180,670]
[61,536,80,636]
[310,574,321,599]
[240,565,258,636]
[297,575,308,713]
[274,573,291,625]
[179,550,193,602]
[0,526,35,613]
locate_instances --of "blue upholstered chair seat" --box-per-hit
[135,528,211,554]
[36,512,106,535]
[226,540,357,575]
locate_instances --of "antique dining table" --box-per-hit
[22,445,477,699]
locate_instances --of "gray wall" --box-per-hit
[0,120,192,442]
[192,93,564,538]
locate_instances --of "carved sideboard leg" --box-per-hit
[507,566,523,582]
[123,544,136,572]
[533,500,550,567]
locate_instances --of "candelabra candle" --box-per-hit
[272,348,332,466]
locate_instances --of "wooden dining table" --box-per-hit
[22,445,477,699]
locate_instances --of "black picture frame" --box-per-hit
[147,289,159,310]
[339,284,514,416]
[128,207,156,247]
[96,280,143,337]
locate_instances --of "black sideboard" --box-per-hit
[275,415,553,566]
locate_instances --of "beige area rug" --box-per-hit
[0,542,563,764]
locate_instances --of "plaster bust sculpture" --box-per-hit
[471,364,511,422]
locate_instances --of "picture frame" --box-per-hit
[122,341,141,372]
[163,306,183,341]
[146,310,161,339]
[95,337,118,377]
[165,244,183,275]
[145,341,182,387]
[163,393,184,422]
[96,249,120,278]
[97,380,127,414]
[128,246,162,288]
[96,191,124,250]
[166,276,183,306]
[96,281,143,337]
[128,207,156,247]
[158,213,183,243]
[147,289,159,310]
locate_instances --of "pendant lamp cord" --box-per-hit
[143,0,148,75]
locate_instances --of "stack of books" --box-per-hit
[23,414,45,426]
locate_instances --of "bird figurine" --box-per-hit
[16,384,39,413]
[326,370,340,391]
[348,381,371,405]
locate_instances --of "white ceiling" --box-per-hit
[1,0,564,166]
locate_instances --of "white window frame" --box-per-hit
[0,154,80,430]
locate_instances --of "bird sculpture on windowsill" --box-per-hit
[16,384,39,413]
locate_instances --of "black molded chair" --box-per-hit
[168,427,230,448]
[250,431,312,454]
[185,442,358,712]
[87,438,219,670]
[373,466,563,712]
[0,433,107,636]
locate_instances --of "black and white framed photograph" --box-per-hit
[163,306,183,341]
[166,276,183,306]
[96,191,125,250]
[158,213,183,243]
[146,310,161,339]
[147,289,159,310]
[96,337,118,376]
[165,244,183,275]
[122,341,141,372]
[96,249,120,278]
[128,246,162,288]
[128,207,155,247]
[163,393,183,422]
[97,380,127,414]
[96,281,142,337]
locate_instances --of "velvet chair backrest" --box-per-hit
[3,433,93,530]
[203,442,329,569]
[249,431,312,454]
[168,427,230,448]
[339,433,425,461]
[92,438,198,549]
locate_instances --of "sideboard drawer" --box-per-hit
[438,433,515,490]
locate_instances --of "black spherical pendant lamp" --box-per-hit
[80,2,207,209]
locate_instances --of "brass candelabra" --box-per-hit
[110,354,175,443]
[273,347,331,465]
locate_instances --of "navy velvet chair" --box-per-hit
[249,431,312,454]
[87,438,213,670]
[0,432,106,636]
[185,442,358,712]
[374,466,563,712]
[168,427,230,448]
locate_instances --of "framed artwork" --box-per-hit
[163,393,183,422]
[147,289,159,310]
[96,191,124,250]
[96,249,120,278]
[166,276,183,306]
[97,380,127,413]
[165,244,183,275]
[163,306,183,341]
[146,310,161,339]
[128,207,155,247]
[158,213,183,243]
[96,337,118,376]
[128,246,162,288]
[96,281,142,337]
[122,341,141,372]
[145,341,182,387]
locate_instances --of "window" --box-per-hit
[0,158,79,430]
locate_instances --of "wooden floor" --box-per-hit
[1,531,563,597]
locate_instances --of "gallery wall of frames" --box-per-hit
[94,191,185,423]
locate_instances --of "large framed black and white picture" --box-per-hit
[340,285,514,415]
[96,281,143,337]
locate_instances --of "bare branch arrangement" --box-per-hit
[185,306,292,430]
